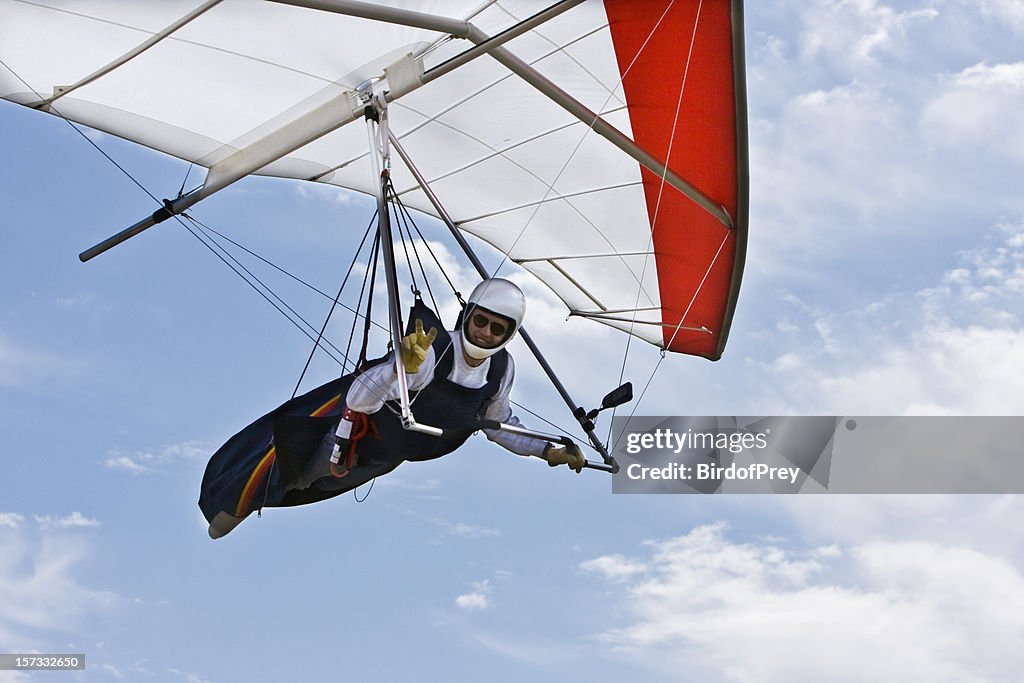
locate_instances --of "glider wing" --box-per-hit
[0,0,747,358]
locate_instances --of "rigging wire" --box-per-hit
[610,0,702,446]
[347,229,379,372]
[393,187,464,305]
[390,192,421,297]
[177,163,195,199]
[7,51,591,488]
[290,212,377,398]
[3,53,407,415]
[5,10,728,464]
[182,215,347,359]
[0,58,389,384]
[179,214,351,368]
[184,214,389,333]
[438,0,683,450]
[389,138,596,444]
[341,24,619,185]
[362,230,383,358]
[487,0,677,279]
[385,174,463,360]
[5,46,407,418]
[663,231,729,353]
[611,0,726,453]
[388,179,436,310]
[320,229,409,425]
[0,56,164,208]
[509,398,593,453]
[361,168,460,412]
[182,214,407,420]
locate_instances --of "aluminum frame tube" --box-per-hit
[82,0,725,261]
[478,420,616,473]
[366,118,416,429]
[267,0,731,227]
[389,130,619,472]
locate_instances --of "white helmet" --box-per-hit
[461,278,526,360]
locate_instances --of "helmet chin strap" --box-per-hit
[461,335,503,361]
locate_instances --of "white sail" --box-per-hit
[0,0,747,358]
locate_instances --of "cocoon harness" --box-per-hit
[199,300,508,521]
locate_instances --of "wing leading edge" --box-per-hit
[0,0,747,359]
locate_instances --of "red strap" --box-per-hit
[330,410,379,478]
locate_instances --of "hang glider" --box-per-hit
[1,0,748,359]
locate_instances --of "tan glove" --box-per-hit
[400,319,437,373]
[544,443,585,473]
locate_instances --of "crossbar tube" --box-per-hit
[82,0,726,260]
[268,0,733,228]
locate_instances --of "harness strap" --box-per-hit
[330,410,379,478]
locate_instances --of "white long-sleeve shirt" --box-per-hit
[344,334,548,457]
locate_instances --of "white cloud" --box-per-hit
[801,0,938,67]
[770,322,1024,414]
[742,2,1024,293]
[922,61,1024,161]
[0,525,118,638]
[33,512,100,530]
[294,181,371,207]
[103,440,209,474]
[757,221,1024,414]
[583,521,1024,682]
[578,554,645,583]
[3,511,100,534]
[455,591,490,611]
[81,127,108,144]
[0,513,24,529]
[54,293,94,307]
[455,579,492,611]
[446,522,501,539]
[748,77,932,277]
[940,220,1024,303]
[782,495,1024,560]
[978,0,1024,33]
[103,455,150,474]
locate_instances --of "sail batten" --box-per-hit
[1,0,747,359]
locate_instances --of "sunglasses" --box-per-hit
[470,313,508,338]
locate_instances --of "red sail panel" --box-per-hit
[604,0,744,359]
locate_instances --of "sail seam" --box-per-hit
[610,0,683,441]
[484,2,679,303]
[515,250,651,263]
[24,0,225,108]
[458,181,642,224]
[313,23,613,178]
[392,106,629,191]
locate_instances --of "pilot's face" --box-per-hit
[466,307,512,349]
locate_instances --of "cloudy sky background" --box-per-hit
[3,1,1024,681]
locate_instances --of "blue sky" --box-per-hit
[3,1,1024,681]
